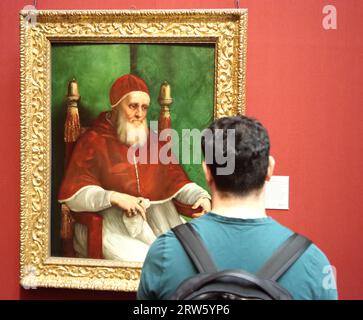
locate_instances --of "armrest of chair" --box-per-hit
[61,204,104,259]
[172,199,203,218]
[72,212,104,259]
[61,204,76,257]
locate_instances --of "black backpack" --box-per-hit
[171,223,312,300]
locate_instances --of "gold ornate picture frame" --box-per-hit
[20,9,248,291]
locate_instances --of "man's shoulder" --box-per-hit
[146,226,198,271]
[290,241,331,280]
[278,238,337,299]
[146,216,222,268]
[298,241,335,283]
[148,229,180,255]
[304,242,331,264]
[266,221,333,278]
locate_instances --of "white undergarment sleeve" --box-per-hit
[174,182,211,205]
[63,186,113,212]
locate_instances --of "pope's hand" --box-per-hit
[110,192,146,220]
[191,197,211,218]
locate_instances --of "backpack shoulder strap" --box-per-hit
[256,233,312,281]
[172,223,218,274]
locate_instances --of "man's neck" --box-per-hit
[210,188,267,219]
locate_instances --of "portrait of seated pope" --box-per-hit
[51,43,215,263]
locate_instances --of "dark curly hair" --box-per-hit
[201,116,270,196]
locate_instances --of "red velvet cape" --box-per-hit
[58,112,191,202]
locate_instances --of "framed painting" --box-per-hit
[20,9,247,291]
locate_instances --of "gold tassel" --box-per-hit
[64,106,81,143]
[60,204,74,240]
[64,79,81,143]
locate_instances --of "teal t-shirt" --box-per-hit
[138,213,338,300]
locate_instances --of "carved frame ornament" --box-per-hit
[20,9,248,291]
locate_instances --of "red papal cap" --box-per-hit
[109,74,150,108]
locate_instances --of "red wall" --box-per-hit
[0,0,362,299]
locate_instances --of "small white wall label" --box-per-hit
[265,176,289,210]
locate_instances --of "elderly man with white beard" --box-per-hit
[58,74,211,262]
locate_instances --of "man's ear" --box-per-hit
[266,155,275,182]
[202,161,213,186]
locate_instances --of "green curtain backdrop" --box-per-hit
[132,44,215,190]
[51,43,214,256]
